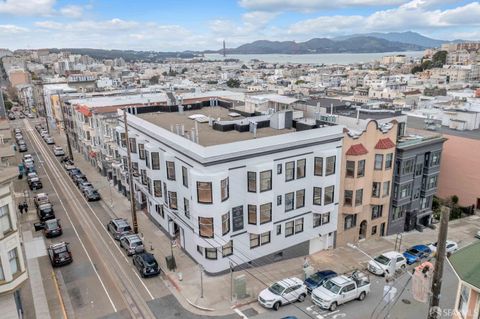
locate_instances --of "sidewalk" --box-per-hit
[49,127,480,316]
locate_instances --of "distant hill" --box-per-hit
[48,48,196,62]
[221,36,425,54]
[334,31,451,48]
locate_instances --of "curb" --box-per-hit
[185,298,215,312]
[165,273,182,292]
[231,298,257,309]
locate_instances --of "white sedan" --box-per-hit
[428,240,458,255]
[53,145,65,156]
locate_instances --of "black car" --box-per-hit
[47,242,72,267]
[19,144,28,152]
[68,168,82,178]
[78,181,94,192]
[28,177,43,190]
[84,188,101,201]
[37,203,55,221]
[73,173,88,186]
[133,252,160,277]
[34,218,63,238]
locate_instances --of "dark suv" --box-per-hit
[133,252,160,277]
[37,203,55,221]
[34,218,62,238]
[47,242,72,267]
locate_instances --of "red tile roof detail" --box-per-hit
[76,105,92,117]
[346,143,368,156]
[375,138,395,149]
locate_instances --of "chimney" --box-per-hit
[191,127,196,142]
[180,124,185,136]
[330,103,334,115]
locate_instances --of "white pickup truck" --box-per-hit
[311,271,370,311]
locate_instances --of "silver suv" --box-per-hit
[107,218,133,240]
[119,234,144,256]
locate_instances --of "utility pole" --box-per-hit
[41,93,50,134]
[123,108,138,234]
[428,206,450,319]
[58,93,73,160]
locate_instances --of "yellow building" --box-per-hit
[336,120,398,247]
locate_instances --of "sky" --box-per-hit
[0,0,479,51]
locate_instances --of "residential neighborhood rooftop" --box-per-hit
[449,241,480,290]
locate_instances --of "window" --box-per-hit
[153,180,162,197]
[155,204,164,218]
[314,157,323,176]
[344,214,357,230]
[403,159,414,174]
[222,212,230,235]
[324,185,334,205]
[277,195,282,206]
[199,217,214,238]
[182,166,188,187]
[0,259,4,281]
[144,150,150,168]
[372,182,381,198]
[184,198,190,218]
[285,221,294,237]
[400,183,412,199]
[222,241,233,257]
[138,143,145,159]
[296,159,306,179]
[322,212,330,225]
[128,138,137,153]
[296,189,305,209]
[371,205,383,219]
[374,154,383,170]
[427,176,438,189]
[313,187,322,205]
[431,152,441,166]
[120,133,126,147]
[458,284,470,318]
[260,170,272,192]
[197,182,213,204]
[8,248,20,275]
[168,191,178,210]
[260,203,272,224]
[247,172,256,192]
[385,153,393,169]
[166,161,176,180]
[205,247,217,260]
[151,152,160,170]
[355,189,363,206]
[0,205,12,234]
[371,225,377,235]
[295,218,304,234]
[232,206,244,232]
[140,169,147,185]
[261,231,271,245]
[326,156,336,175]
[250,233,260,248]
[221,178,229,201]
[344,190,353,206]
[277,163,282,174]
[346,161,355,177]
[197,245,203,255]
[357,160,365,177]
[146,177,152,195]
[382,181,390,197]
[415,163,423,176]
[276,224,281,235]
[285,161,295,181]
[248,205,257,225]
[313,213,321,227]
[285,192,294,212]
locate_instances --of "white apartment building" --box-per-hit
[0,167,28,317]
[115,105,343,274]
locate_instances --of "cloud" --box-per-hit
[0,24,29,33]
[0,0,55,16]
[60,5,84,18]
[35,18,139,32]
[239,0,406,11]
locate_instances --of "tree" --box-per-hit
[181,67,188,74]
[2,93,13,110]
[226,78,241,88]
[149,75,160,85]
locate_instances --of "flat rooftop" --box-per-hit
[407,116,480,140]
[137,107,295,147]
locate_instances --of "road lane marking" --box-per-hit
[24,120,118,313]
[51,270,69,319]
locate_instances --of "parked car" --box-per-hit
[119,234,144,256]
[35,124,43,132]
[133,252,160,277]
[304,270,337,294]
[28,177,43,190]
[34,193,50,207]
[107,218,133,240]
[63,161,76,170]
[403,245,432,265]
[367,251,406,276]
[24,159,35,171]
[84,188,101,201]
[53,145,65,156]
[37,203,55,221]
[72,173,88,186]
[258,277,307,311]
[19,114,25,119]
[68,168,82,178]
[475,230,480,239]
[15,133,23,140]
[14,128,22,134]
[34,218,63,238]
[428,240,459,255]
[19,143,28,152]
[78,181,94,192]
[27,113,34,118]
[47,242,72,267]
[40,130,48,137]
[311,271,370,311]
[23,154,34,163]
[45,136,55,144]
[27,172,38,182]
